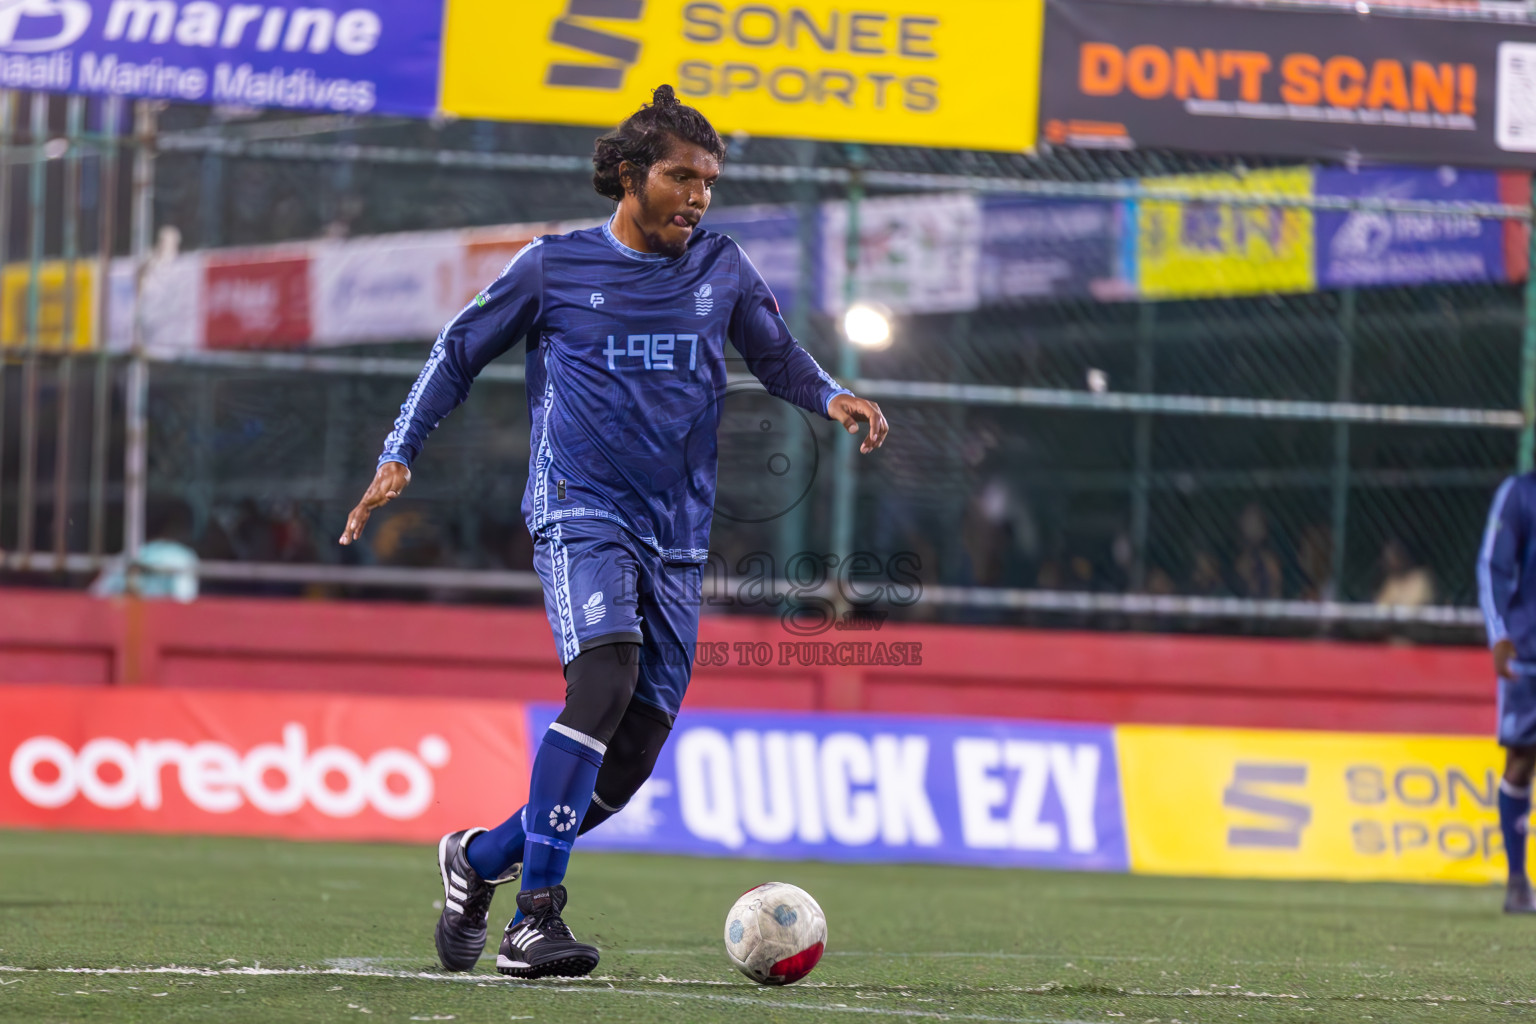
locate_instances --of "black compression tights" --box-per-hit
[552,643,675,836]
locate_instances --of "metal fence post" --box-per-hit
[123,101,157,564]
[829,144,864,569]
[1521,173,1536,473]
[775,137,819,569]
[1330,288,1356,601]
[1129,302,1156,590]
[17,92,48,558]
[89,96,121,563]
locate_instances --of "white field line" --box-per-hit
[538,987,1103,1022]
[0,964,1490,1006]
[625,949,1396,970]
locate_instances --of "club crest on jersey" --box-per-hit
[693,283,714,317]
[582,590,606,626]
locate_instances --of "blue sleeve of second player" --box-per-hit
[728,244,852,418]
[378,240,545,468]
[1479,476,1523,648]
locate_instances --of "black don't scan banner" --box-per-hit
[1040,0,1536,168]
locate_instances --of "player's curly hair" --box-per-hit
[591,84,726,202]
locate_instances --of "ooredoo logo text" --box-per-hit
[8,723,451,820]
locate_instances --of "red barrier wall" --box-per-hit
[0,588,1496,735]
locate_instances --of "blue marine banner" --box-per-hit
[978,197,1125,302]
[1314,167,1507,288]
[528,705,1128,871]
[0,0,443,116]
[704,205,810,320]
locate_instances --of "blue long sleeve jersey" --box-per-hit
[1478,472,1536,658]
[378,221,851,564]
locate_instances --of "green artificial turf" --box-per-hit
[1,829,1533,1023]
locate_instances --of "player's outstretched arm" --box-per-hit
[339,461,411,545]
[829,394,889,455]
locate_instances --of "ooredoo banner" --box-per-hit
[204,251,312,349]
[0,0,444,115]
[530,705,1129,871]
[1040,0,1536,168]
[440,0,1042,151]
[0,685,529,842]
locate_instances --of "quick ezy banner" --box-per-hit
[528,705,1129,871]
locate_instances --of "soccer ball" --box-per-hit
[722,882,827,985]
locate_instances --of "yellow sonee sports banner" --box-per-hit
[440,0,1040,152]
[1118,725,1505,885]
[1,262,96,351]
[1135,167,1316,300]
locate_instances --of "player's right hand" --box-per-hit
[339,461,411,546]
[1495,638,1518,681]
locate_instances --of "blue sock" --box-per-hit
[465,807,527,882]
[1500,779,1531,881]
[516,724,604,921]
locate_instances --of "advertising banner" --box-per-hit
[440,0,1041,151]
[978,196,1124,302]
[530,705,1128,871]
[1134,167,1315,299]
[1041,0,1536,168]
[822,193,983,313]
[0,685,530,843]
[0,261,95,349]
[702,204,809,318]
[311,232,463,346]
[204,251,312,349]
[1315,167,1507,288]
[1118,724,1505,884]
[0,0,443,116]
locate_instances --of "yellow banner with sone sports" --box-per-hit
[1136,167,1316,300]
[0,262,95,351]
[1118,725,1505,885]
[440,0,1040,152]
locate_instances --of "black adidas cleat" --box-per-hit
[495,885,601,979]
[434,828,520,971]
[1505,876,1536,914]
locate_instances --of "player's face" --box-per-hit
[627,138,720,258]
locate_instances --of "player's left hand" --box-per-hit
[829,394,888,454]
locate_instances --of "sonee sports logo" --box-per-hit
[549,803,578,832]
[544,0,642,91]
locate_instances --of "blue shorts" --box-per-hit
[1498,674,1536,748]
[532,518,702,722]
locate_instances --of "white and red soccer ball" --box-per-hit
[723,882,827,985]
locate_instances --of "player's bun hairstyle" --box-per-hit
[591,84,727,201]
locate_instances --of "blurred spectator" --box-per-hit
[1233,503,1282,600]
[962,476,1036,588]
[269,502,318,564]
[1188,546,1229,597]
[1297,524,1335,602]
[1145,565,1177,596]
[91,500,199,603]
[1374,538,1434,607]
[372,510,445,568]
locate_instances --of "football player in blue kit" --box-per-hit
[339,85,888,975]
[1479,472,1536,913]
